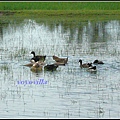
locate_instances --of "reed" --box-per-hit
[0,64,9,71]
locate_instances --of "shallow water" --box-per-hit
[0,15,120,118]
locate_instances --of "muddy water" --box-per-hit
[0,16,120,118]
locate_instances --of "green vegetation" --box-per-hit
[0,64,9,71]
[0,2,120,10]
[0,2,120,17]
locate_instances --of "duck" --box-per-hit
[93,59,104,64]
[44,64,58,71]
[87,66,97,72]
[53,62,65,66]
[23,59,45,67]
[79,59,92,68]
[23,62,34,67]
[30,61,43,72]
[53,55,68,64]
[31,51,46,62]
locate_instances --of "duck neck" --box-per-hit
[79,61,82,65]
[32,52,35,57]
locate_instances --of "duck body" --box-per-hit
[53,55,68,64]
[23,62,34,67]
[79,59,92,68]
[30,61,43,72]
[44,64,58,71]
[87,66,97,72]
[31,51,46,62]
[23,59,36,67]
[93,59,104,64]
[54,62,65,66]
[23,60,45,67]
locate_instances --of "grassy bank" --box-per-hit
[10,10,120,16]
[0,2,120,10]
[1,9,120,17]
[0,2,120,17]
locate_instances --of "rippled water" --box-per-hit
[0,15,120,118]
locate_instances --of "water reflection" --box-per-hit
[1,19,120,57]
[0,16,120,118]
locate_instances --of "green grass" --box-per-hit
[0,2,120,17]
[0,2,120,10]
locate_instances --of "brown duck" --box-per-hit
[23,60,45,67]
[30,61,43,72]
[53,55,68,64]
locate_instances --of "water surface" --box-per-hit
[0,15,120,118]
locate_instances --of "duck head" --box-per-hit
[31,51,35,57]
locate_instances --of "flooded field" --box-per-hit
[0,15,120,118]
